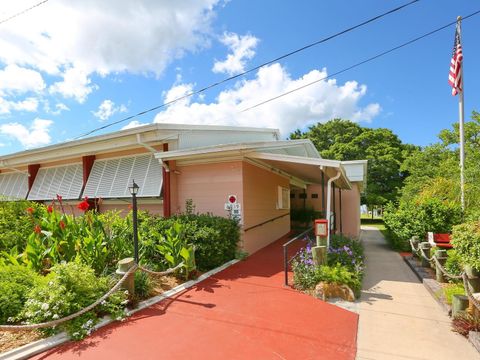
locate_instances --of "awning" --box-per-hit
[28,164,84,201]
[246,152,351,189]
[83,154,163,198]
[0,172,28,200]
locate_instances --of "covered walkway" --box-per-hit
[34,235,358,360]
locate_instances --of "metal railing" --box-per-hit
[283,227,314,286]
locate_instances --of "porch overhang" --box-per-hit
[245,152,351,190]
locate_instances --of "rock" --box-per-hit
[314,282,355,302]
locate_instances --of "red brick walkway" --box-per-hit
[33,235,358,360]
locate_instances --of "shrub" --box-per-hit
[451,221,480,271]
[383,198,462,251]
[0,200,41,252]
[292,236,364,297]
[444,249,463,277]
[443,283,464,305]
[18,262,128,339]
[138,212,240,271]
[134,271,153,300]
[0,265,40,323]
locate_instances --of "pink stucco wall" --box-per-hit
[242,162,290,254]
[175,161,243,217]
[338,183,361,238]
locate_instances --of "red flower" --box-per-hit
[59,220,66,230]
[34,225,41,234]
[77,199,90,212]
[56,194,63,203]
[26,207,34,214]
[47,205,53,213]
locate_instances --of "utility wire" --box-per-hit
[75,0,420,139]
[0,0,49,25]
[240,10,480,113]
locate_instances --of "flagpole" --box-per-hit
[457,16,465,212]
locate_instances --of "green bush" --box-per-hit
[0,200,40,252]
[138,212,240,271]
[383,198,462,251]
[444,249,463,277]
[443,282,465,305]
[134,271,153,300]
[292,236,364,297]
[451,221,480,271]
[18,262,128,339]
[0,265,40,323]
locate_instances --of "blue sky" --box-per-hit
[0,0,478,155]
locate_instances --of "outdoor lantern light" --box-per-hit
[129,180,139,264]
[128,180,140,196]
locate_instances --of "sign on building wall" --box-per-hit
[225,194,242,222]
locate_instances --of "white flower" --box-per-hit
[52,314,59,320]
[124,290,129,295]
[7,317,14,322]
[41,303,49,311]
[121,300,128,305]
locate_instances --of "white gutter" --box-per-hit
[326,170,342,249]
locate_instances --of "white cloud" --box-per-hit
[92,99,127,121]
[0,118,53,148]
[154,63,381,137]
[122,120,148,130]
[0,1,220,77]
[0,64,45,95]
[0,97,39,114]
[213,32,258,75]
[49,65,98,103]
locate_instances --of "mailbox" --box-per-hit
[314,219,328,237]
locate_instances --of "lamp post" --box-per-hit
[128,180,140,264]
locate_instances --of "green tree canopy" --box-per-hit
[290,119,412,207]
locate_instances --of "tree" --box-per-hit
[290,119,411,209]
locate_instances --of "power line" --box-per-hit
[75,0,420,139]
[240,10,480,113]
[0,0,49,25]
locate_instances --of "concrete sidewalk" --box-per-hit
[356,227,480,360]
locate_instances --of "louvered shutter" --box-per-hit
[28,164,83,200]
[83,154,162,198]
[0,172,28,200]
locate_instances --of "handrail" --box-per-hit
[283,227,314,286]
[243,212,290,232]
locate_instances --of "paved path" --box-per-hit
[34,235,357,360]
[357,227,480,360]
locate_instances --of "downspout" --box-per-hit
[162,143,171,218]
[339,188,343,235]
[326,170,341,249]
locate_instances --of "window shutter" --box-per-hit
[83,154,162,198]
[0,172,29,200]
[28,164,83,200]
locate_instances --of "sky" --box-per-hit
[0,0,478,155]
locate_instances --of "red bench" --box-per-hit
[427,232,453,249]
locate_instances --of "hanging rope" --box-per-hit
[138,262,183,276]
[0,264,138,331]
[463,273,480,311]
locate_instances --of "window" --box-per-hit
[28,164,83,200]
[311,193,319,199]
[83,154,163,198]
[277,186,290,209]
[290,193,295,199]
[0,172,28,200]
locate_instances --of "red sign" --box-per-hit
[314,219,328,237]
[228,195,237,204]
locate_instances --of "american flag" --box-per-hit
[448,23,463,96]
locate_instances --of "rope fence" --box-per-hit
[409,237,480,312]
[0,260,185,332]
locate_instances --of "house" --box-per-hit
[0,123,367,254]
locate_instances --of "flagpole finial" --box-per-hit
[457,16,462,22]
